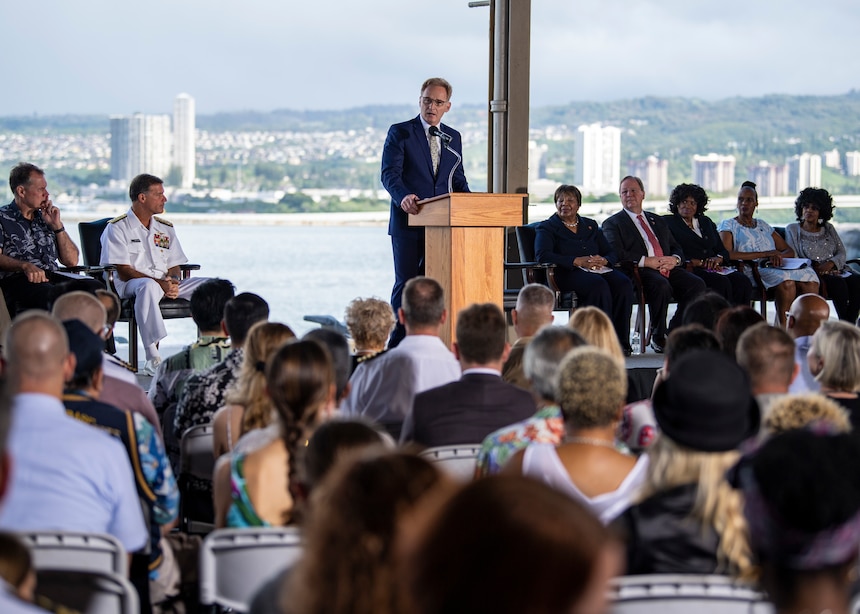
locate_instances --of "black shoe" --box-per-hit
[622,345,633,357]
[650,338,665,354]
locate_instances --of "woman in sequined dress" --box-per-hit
[784,187,860,323]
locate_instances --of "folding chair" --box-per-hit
[19,530,127,576]
[178,423,216,534]
[199,527,303,612]
[608,574,773,614]
[35,568,139,614]
[419,444,482,481]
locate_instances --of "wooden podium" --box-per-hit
[409,192,525,347]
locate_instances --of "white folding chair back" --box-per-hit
[419,444,482,481]
[180,423,215,479]
[200,527,303,612]
[36,568,139,614]
[608,574,774,613]
[20,531,127,577]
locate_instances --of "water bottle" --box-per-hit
[631,331,641,355]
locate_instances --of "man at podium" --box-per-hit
[381,77,470,347]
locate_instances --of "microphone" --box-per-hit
[429,124,462,194]
[428,124,453,145]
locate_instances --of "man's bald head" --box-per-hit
[4,311,72,392]
[786,293,830,339]
[51,291,107,334]
[512,284,555,338]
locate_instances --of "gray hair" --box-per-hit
[523,326,586,401]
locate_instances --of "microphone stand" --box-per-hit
[442,141,462,195]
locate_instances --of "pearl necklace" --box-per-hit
[562,216,579,229]
[566,436,616,449]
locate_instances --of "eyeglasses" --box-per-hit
[556,199,579,206]
[420,97,448,109]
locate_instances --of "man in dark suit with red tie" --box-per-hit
[602,176,705,352]
[381,77,470,347]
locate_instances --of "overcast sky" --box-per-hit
[1,0,857,117]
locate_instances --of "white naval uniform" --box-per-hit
[100,209,209,357]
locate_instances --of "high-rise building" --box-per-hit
[528,140,547,183]
[173,93,196,189]
[110,114,172,184]
[627,155,668,197]
[786,153,822,193]
[574,123,621,195]
[748,161,789,197]
[845,151,860,176]
[822,148,841,170]
[692,154,736,193]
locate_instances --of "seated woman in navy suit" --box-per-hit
[664,183,752,306]
[535,184,634,353]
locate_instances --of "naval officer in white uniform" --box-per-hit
[100,173,209,374]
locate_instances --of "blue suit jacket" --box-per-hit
[381,115,469,238]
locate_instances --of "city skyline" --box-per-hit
[0,0,857,116]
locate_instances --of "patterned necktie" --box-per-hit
[429,132,440,175]
[637,214,669,278]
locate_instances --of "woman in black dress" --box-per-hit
[535,184,634,352]
[664,183,752,306]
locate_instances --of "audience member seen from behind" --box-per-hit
[213,340,337,528]
[736,323,798,420]
[568,306,625,365]
[535,184,635,352]
[715,304,764,358]
[648,323,721,408]
[342,276,460,440]
[506,347,648,523]
[149,278,233,423]
[283,452,446,614]
[475,326,586,477]
[400,303,536,447]
[808,320,860,427]
[211,322,296,458]
[718,180,818,328]
[0,312,147,555]
[785,187,860,323]
[344,297,395,372]
[173,292,270,441]
[762,394,850,439]
[664,183,752,306]
[502,283,555,390]
[613,350,759,579]
[247,419,390,614]
[731,430,860,614]
[405,475,622,614]
[681,290,730,330]
[303,328,352,409]
[785,293,830,394]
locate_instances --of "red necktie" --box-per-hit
[637,214,669,278]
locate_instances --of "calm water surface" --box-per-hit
[127,224,393,361]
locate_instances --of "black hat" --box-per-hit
[653,349,760,452]
[63,319,103,381]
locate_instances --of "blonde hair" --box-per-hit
[763,394,851,437]
[637,436,754,580]
[224,321,296,434]
[810,320,860,392]
[344,297,395,351]
[568,307,625,365]
[556,347,626,429]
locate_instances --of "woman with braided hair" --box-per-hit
[213,339,337,528]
